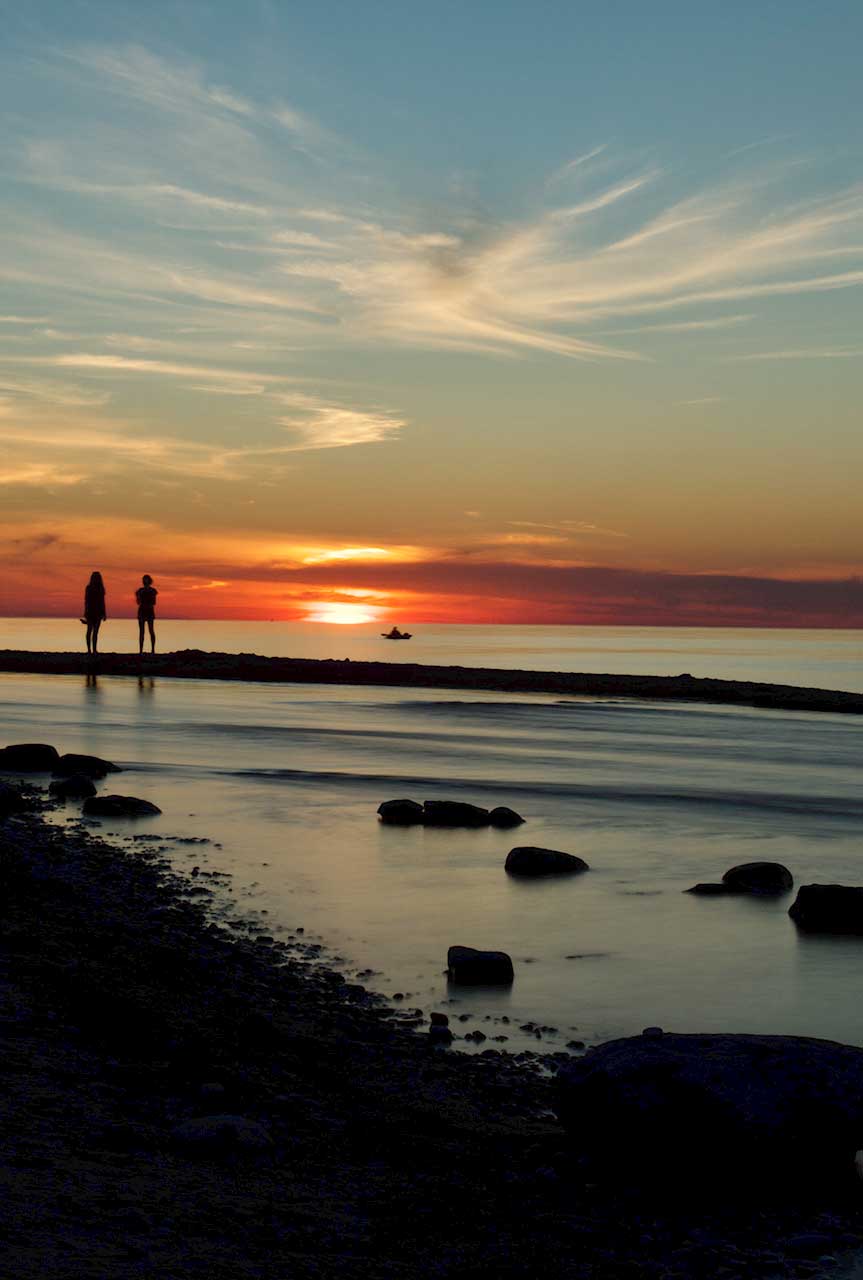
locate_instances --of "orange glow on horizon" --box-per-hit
[302,601,385,625]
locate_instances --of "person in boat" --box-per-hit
[383,626,411,639]
[82,571,107,655]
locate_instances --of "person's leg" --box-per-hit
[138,618,145,655]
[148,619,156,654]
[86,622,93,654]
[92,621,101,655]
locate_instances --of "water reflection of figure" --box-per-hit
[136,574,158,655]
[85,672,99,691]
[137,675,155,694]
[82,571,106,655]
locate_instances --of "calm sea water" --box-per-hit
[1,618,861,692]
[1,648,861,1055]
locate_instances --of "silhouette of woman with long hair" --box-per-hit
[82,571,106,656]
[136,574,158,655]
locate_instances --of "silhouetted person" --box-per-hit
[136,574,158,655]
[82,571,106,655]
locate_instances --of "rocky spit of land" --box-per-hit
[0,647,862,715]
[4,787,863,1278]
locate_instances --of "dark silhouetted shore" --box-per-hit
[5,794,863,1277]
[0,647,861,714]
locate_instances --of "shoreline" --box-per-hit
[4,795,863,1276]
[1,647,862,714]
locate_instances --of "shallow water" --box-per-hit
[2,670,862,1055]
[2,618,862,692]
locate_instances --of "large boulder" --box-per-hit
[50,774,97,800]
[83,795,161,818]
[722,862,793,895]
[505,846,589,877]
[447,945,514,985]
[556,1031,863,1184]
[378,799,424,826]
[489,806,525,829]
[0,743,60,772]
[53,753,121,779]
[789,884,863,934]
[423,800,490,828]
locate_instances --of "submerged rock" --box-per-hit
[424,800,490,827]
[556,1031,863,1183]
[83,795,162,818]
[49,773,97,800]
[684,882,733,896]
[489,806,525,829]
[0,742,60,772]
[722,862,793,895]
[447,945,514,985]
[53,752,121,779]
[377,798,424,825]
[505,846,589,877]
[789,884,863,934]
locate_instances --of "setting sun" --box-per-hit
[303,602,385,625]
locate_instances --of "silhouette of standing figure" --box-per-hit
[83,571,106,656]
[136,574,158,655]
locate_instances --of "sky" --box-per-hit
[1,0,862,627]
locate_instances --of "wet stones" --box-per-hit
[685,861,793,896]
[83,795,162,818]
[447,946,514,985]
[0,780,28,817]
[377,798,424,825]
[50,774,98,800]
[429,1012,453,1045]
[789,884,863,934]
[171,1114,273,1154]
[505,846,589,877]
[53,753,121,779]
[378,798,525,828]
[0,742,60,772]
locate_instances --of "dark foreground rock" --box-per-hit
[489,806,525,829]
[0,742,60,772]
[447,945,514,984]
[82,794,162,817]
[49,774,98,800]
[0,780,29,817]
[790,884,863,934]
[53,752,121,779]
[505,846,589,877]
[557,1030,863,1184]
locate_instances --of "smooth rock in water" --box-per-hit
[53,752,121,779]
[789,884,863,934]
[556,1032,863,1183]
[0,742,60,772]
[684,882,734,896]
[171,1114,273,1153]
[377,798,424,825]
[83,794,162,818]
[424,800,490,828]
[722,861,793,895]
[489,806,525,829]
[49,773,97,800]
[0,781,27,817]
[505,846,589,877]
[447,945,514,985]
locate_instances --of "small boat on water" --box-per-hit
[382,627,412,640]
